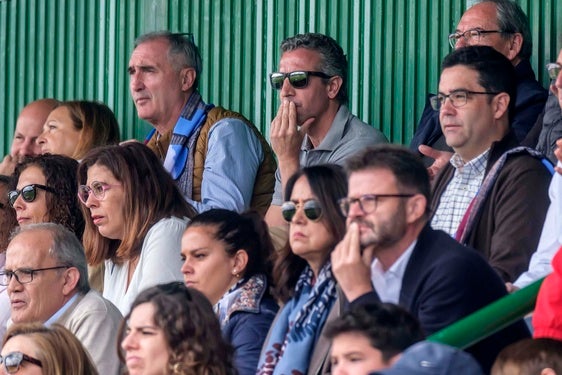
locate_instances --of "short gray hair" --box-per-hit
[134,31,203,89]
[280,33,348,104]
[12,223,90,294]
[476,0,532,60]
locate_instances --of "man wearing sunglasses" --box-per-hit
[129,31,276,215]
[410,0,547,176]
[330,144,530,373]
[265,33,387,228]
[3,223,122,374]
[0,98,59,175]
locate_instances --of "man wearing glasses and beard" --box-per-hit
[265,33,388,228]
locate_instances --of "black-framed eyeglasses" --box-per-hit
[0,351,42,373]
[0,266,69,286]
[338,194,414,217]
[269,71,333,90]
[547,62,561,80]
[77,181,121,204]
[281,199,323,223]
[448,29,510,49]
[8,184,56,207]
[430,90,500,111]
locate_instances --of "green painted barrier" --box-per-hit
[427,277,545,349]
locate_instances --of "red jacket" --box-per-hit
[533,246,562,340]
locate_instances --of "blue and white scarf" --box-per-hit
[256,261,337,375]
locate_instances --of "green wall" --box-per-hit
[0,0,560,154]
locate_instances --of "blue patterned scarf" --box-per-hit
[256,261,337,375]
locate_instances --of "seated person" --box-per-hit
[0,176,17,342]
[323,303,424,374]
[491,338,562,375]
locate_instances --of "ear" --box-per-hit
[61,267,81,296]
[492,92,510,120]
[326,76,343,100]
[180,67,197,92]
[506,33,523,61]
[232,250,249,277]
[405,194,427,224]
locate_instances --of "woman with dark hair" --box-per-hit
[180,209,278,375]
[10,154,84,238]
[78,142,196,315]
[0,175,17,341]
[120,282,236,375]
[257,164,347,375]
[37,100,120,159]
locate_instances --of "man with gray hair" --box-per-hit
[129,31,275,215]
[265,32,388,227]
[3,223,122,374]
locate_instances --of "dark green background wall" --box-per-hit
[0,0,560,154]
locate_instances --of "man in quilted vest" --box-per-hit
[128,31,275,215]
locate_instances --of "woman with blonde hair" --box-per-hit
[1,322,98,375]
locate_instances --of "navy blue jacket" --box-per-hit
[410,59,547,165]
[350,225,530,373]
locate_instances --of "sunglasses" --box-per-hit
[281,199,323,223]
[269,71,333,90]
[8,184,56,207]
[546,62,561,80]
[0,351,42,373]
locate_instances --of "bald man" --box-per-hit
[0,98,59,174]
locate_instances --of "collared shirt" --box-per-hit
[371,240,417,304]
[45,293,79,326]
[431,149,490,236]
[271,105,388,204]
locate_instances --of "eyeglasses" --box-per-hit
[173,32,195,45]
[430,90,500,111]
[0,266,69,286]
[448,29,509,49]
[338,194,414,217]
[281,199,323,223]
[269,71,333,90]
[546,62,561,80]
[77,181,121,204]
[0,352,42,373]
[8,184,56,207]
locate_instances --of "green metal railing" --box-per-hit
[427,277,544,348]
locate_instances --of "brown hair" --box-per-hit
[491,338,562,375]
[0,175,17,251]
[3,322,98,375]
[118,282,236,375]
[78,142,196,265]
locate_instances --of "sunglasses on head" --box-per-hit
[8,184,56,207]
[0,351,42,373]
[269,71,333,90]
[281,199,323,223]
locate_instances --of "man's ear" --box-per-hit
[506,33,523,61]
[180,67,197,91]
[493,92,510,120]
[61,267,81,296]
[406,194,427,224]
[326,76,343,100]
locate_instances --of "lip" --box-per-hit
[134,97,150,105]
[91,215,104,225]
[184,280,197,287]
[10,299,26,309]
[126,355,142,366]
[291,231,307,240]
[17,217,30,224]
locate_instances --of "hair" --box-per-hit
[2,322,98,375]
[78,142,197,265]
[491,338,562,375]
[119,282,236,375]
[324,303,425,362]
[186,209,274,284]
[475,0,532,60]
[13,154,85,239]
[53,101,121,160]
[345,144,431,216]
[12,223,90,293]
[273,164,347,302]
[280,33,348,104]
[0,175,17,251]
[441,45,517,123]
[135,31,203,89]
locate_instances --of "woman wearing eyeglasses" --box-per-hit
[78,142,196,315]
[256,164,347,375]
[120,282,236,375]
[1,322,98,374]
[0,175,17,342]
[180,209,278,375]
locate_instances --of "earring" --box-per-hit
[233,269,240,278]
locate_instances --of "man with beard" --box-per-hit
[331,144,529,373]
